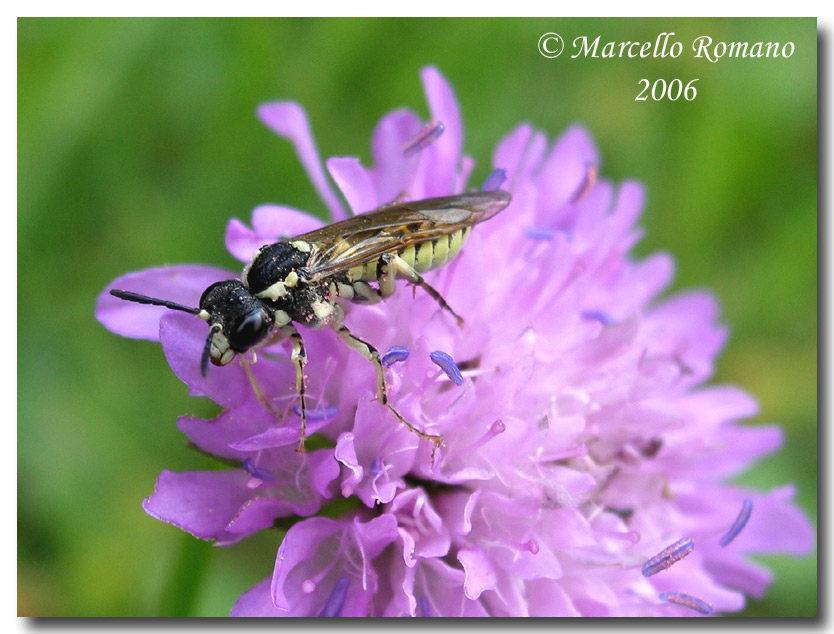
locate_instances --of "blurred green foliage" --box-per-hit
[18,17,816,616]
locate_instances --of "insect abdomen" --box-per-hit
[349,227,471,281]
[415,226,470,272]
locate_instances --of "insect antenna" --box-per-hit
[111,289,218,377]
[109,289,201,315]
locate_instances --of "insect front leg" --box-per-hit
[240,356,283,419]
[279,323,309,453]
[333,320,443,462]
[381,253,465,328]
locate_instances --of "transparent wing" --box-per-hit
[297,191,511,281]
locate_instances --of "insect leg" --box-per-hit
[343,254,402,305]
[349,281,384,304]
[334,321,443,461]
[382,254,465,328]
[279,323,309,453]
[240,357,283,419]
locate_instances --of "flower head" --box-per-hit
[96,67,812,616]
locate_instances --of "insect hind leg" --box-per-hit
[380,254,464,328]
[334,321,443,462]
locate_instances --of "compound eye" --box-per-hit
[229,310,270,352]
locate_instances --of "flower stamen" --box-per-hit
[242,457,275,483]
[641,538,695,577]
[293,404,338,420]
[482,168,507,192]
[300,542,348,597]
[461,419,506,456]
[402,120,445,158]
[524,226,575,245]
[524,226,557,240]
[719,498,753,547]
[581,309,614,327]
[429,350,464,386]
[382,346,410,368]
[571,163,598,204]
[320,577,351,617]
[658,592,713,615]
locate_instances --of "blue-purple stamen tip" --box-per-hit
[658,592,713,615]
[524,226,557,240]
[719,498,753,547]
[581,310,614,326]
[242,458,275,482]
[293,405,339,420]
[402,121,445,158]
[641,538,694,577]
[382,346,410,368]
[320,577,351,617]
[482,168,507,192]
[524,226,574,242]
[418,596,431,617]
[430,350,464,386]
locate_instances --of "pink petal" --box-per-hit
[271,517,343,611]
[230,414,332,451]
[224,218,262,263]
[413,67,463,198]
[703,552,773,599]
[227,496,319,538]
[369,108,423,203]
[177,402,283,459]
[735,486,815,555]
[458,547,497,599]
[257,101,346,221]
[527,579,582,616]
[225,204,325,263]
[252,203,324,238]
[231,578,287,616]
[493,123,533,183]
[158,311,252,408]
[142,469,253,543]
[412,558,489,616]
[335,432,363,496]
[535,125,599,222]
[327,156,377,214]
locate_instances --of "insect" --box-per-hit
[110,189,512,456]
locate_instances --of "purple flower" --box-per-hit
[96,66,813,616]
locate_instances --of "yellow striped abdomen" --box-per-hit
[348,227,471,281]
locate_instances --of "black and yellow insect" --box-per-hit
[110,190,511,454]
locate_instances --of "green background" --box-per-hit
[18,17,817,617]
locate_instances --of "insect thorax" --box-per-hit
[245,241,311,297]
[244,241,338,328]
